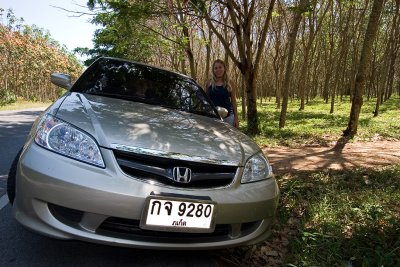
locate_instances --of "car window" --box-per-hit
[72,58,218,118]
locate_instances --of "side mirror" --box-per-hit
[51,73,72,90]
[216,106,228,118]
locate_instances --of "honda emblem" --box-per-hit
[172,167,192,183]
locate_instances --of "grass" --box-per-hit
[238,96,400,147]
[0,100,51,111]
[279,166,400,266]
[224,165,400,266]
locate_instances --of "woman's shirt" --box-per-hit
[207,85,234,116]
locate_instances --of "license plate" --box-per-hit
[140,196,216,233]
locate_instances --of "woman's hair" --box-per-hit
[210,59,231,91]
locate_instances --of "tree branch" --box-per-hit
[254,0,276,75]
[50,5,97,17]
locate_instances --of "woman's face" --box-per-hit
[213,62,225,79]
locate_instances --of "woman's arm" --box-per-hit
[204,81,211,94]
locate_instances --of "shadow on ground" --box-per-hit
[264,139,400,173]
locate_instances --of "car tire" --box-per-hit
[7,148,22,205]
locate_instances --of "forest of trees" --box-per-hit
[0,9,83,105]
[77,0,399,135]
[1,1,399,136]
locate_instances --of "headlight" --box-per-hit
[241,152,273,183]
[34,114,105,168]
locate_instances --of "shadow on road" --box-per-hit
[1,205,221,266]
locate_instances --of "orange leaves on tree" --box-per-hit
[0,17,83,103]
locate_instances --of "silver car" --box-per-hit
[7,57,279,249]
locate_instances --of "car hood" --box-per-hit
[54,93,260,166]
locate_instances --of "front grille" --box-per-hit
[113,150,238,188]
[97,217,231,243]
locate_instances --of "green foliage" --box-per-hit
[288,2,314,14]
[77,0,166,65]
[188,0,207,14]
[278,165,400,266]
[0,90,16,105]
[0,9,83,105]
[238,97,400,146]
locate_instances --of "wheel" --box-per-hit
[7,148,22,205]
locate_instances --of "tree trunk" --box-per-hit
[331,2,351,114]
[245,68,258,133]
[299,0,330,110]
[241,76,247,121]
[174,0,197,80]
[279,0,308,128]
[374,39,390,116]
[205,36,211,86]
[384,0,400,101]
[343,0,384,136]
[200,20,212,87]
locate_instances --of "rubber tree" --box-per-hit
[279,0,310,129]
[343,0,384,136]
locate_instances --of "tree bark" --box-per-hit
[343,0,384,136]
[299,0,330,110]
[384,0,399,101]
[279,0,308,128]
[176,0,197,80]
[241,76,247,120]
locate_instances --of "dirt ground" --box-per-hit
[263,140,400,173]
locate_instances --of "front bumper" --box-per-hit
[13,143,280,250]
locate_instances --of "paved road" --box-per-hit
[0,108,45,200]
[0,109,221,267]
[0,108,45,176]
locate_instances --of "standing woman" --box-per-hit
[206,59,239,128]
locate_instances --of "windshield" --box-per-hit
[72,58,218,118]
